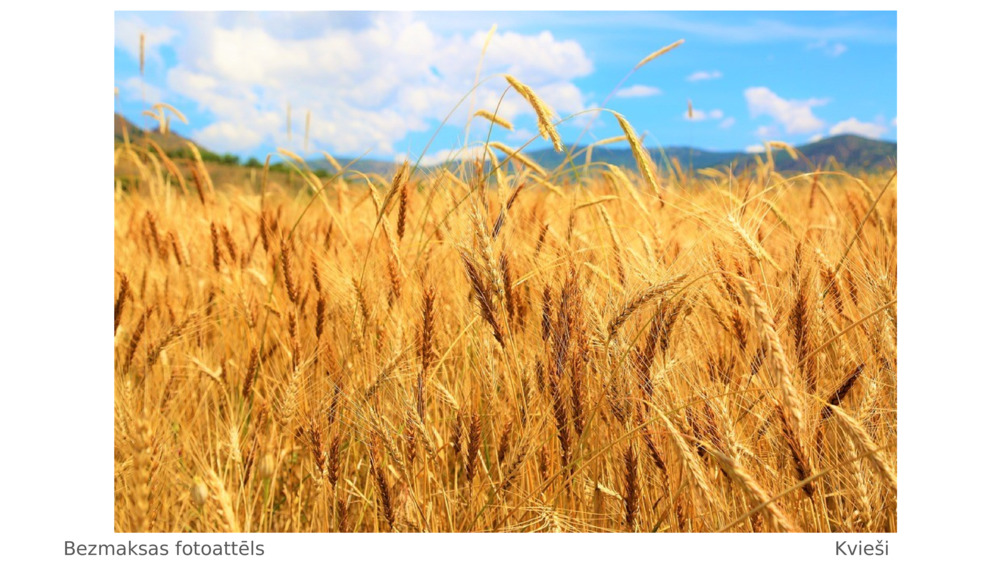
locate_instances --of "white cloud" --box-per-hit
[119,76,165,104]
[807,39,849,57]
[685,108,725,122]
[505,129,536,143]
[808,134,823,143]
[718,117,736,129]
[686,70,722,82]
[631,14,894,44]
[148,13,594,156]
[829,117,888,139]
[892,116,897,127]
[616,85,662,98]
[754,124,779,139]
[745,144,765,154]
[195,122,266,153]
[484,30,593,84]
[534,83,591,119]
[410,146,484,167]
[744,87,827,134]
[115,15,178,64]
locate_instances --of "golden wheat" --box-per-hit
[114,92,896,534]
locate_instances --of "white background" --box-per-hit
[3,1,998,561]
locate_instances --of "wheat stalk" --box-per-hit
[829,405,897,493]
[607,276,686,338]
[474,109,514,130]
[612,111,660,193]
[634,39,684,70]
[504,74,563,152]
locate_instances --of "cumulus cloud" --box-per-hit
[145,13,594,156]
[744,87,827,134]
[638,14,893,44]
[504,128,537,143]
[807,39,848,57]
[808,133,823,142]
[409,146,483,167]
[484,29,593,83]
[119,76,165,104]
[718,117,736,129]
[754,124,780,139]
[686,70,722,82]
[685,107,725,122]
[195,122,266,153]
[115,15,178,64]
[829,117,888,139]
[616,85,662,98]
[745,144,765,153]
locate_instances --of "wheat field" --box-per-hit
[114,80,896,533]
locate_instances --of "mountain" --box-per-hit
[307,155,402,177]
[115,112,896,175]
[780,134,896,171]
[521,134,896,174]
[525,145,746,173]
[114,113,217,157]
[307,134,895,176]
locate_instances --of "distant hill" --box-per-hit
[521,134,896,174]
[524,145,746,173]
[308,134,895,176]
[114,113,218,158]
[115,112,895,175]
[307,155,402,177]
[778,134,897,171]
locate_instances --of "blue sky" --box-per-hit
[114,11,896,163]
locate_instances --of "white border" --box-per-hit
[5,3,1000,561]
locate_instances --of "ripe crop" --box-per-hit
[114,75,896,533]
